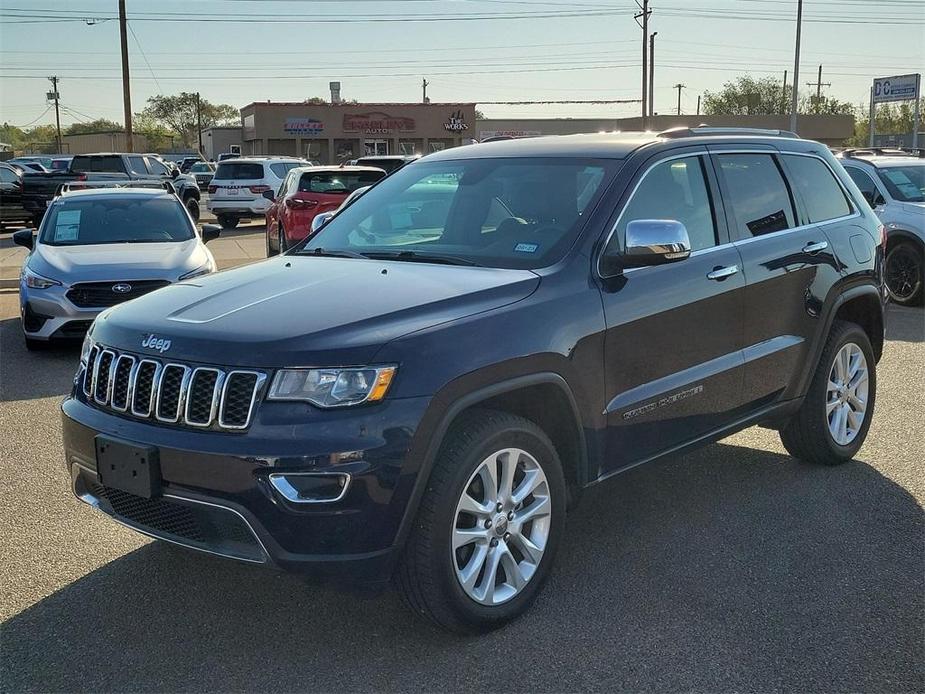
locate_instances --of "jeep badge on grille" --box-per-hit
[141,334,172,353]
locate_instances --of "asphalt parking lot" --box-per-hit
[1,260,922,691]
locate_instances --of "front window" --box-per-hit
[876,165,925,202]
[40,197,194,246]
[301,158,613,269]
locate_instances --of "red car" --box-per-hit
[265,166,386,255]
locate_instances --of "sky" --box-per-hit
[1,0,923,130]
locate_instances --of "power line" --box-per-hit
[127,20,162,94]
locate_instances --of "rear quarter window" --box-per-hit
[214,162,264,180]
[269,162,301,178]
[782,155,852,222]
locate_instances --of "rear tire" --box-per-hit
[395,409,566,634]
[217,215,238,230]
[885,241,923,306]
[184,196,200,223]
[779,320,876,465]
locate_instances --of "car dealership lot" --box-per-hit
[0,279,922,691]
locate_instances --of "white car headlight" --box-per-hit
[79,334,93,366]
[268,366,397,408]
[23,266,62,289]
[178,261,215,281]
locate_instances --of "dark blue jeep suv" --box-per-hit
[62,128,886,633]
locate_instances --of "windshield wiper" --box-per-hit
[361,250,478,266]
[298,246,367,259]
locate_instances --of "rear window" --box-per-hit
[357,158,403,173]
[298,170,385,194]
[269,162,301,178]
[71,156,125,173]
[782,155,852,222]
[40,197,193,246]
[214,162,264,180]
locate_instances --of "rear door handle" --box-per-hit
[707,264,739,281]
[802,241,829,254]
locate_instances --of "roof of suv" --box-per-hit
[216,157,305,165]
[58,187,177,201]
[840,155,924,169]
[424,130,809,162]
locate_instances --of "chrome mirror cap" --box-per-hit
[622,219,692,268]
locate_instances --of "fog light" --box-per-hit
[268,472,351,504]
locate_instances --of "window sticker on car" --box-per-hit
[513,242,539,253]
[882,170,921,199]
[54,210,81,241]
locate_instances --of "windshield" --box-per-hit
[877,165,925,202]
[40,197,195,246]
[301,157,612,269]
[299,170,384,194]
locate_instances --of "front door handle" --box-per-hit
[707,264,739,281]
[802,241,829,254]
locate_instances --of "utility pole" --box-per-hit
[789,0,803,133]
[648,32,657,118]
[421,78,429,104]
[674,83,685,116]
[805,65,830,114]
[780,69,788,113]
[634,0,651,125]
[196,92,203,155]
[118,0,133,152]
[696,94,701,116]
[47,76,62,153]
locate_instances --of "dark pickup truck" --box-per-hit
[22,153,201,225]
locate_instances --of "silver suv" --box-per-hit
[14,187,219,350]
[207,157,306,229]
[838,151,924,305]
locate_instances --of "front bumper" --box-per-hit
[62,391,432,584]
[20,282,102,340]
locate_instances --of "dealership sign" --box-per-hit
[444,110,469,132]
[872,74,920,104]
[343,112,415,134]
[480,130,542,139]
[284,118,324,135]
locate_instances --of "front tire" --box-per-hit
[278,224,288,253]
[885,241,923,306]
[779,320,876,465]
[24,335,47,351]
[395,410,566,634]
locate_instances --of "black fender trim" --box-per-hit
[392,372,587,555]
[793,281,884,398]
[885,228,923,250]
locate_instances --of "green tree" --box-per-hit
[65,118,123,135]
[132,111,178,152]
[139,93,239,148]
[847,98,925,146]
[703,75,790,115]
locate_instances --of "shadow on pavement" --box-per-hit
[885,304,924,344]
[3,443,922,692]
[0,317,80,403]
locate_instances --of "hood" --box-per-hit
[91,256,540,368]
[33,239,210,282]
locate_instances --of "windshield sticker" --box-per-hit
[513,242,539,253]
[882,170,922,199]
[54,210,81,242]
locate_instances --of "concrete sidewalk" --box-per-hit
[0,223,268,289]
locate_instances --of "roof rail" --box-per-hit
[658,125,800,139]
[55,180,178,196]
[841,147,918,159]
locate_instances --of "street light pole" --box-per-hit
[789,0,803,133]
[118,0,134,152]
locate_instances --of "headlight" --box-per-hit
[79,334,93,366]
[23,266,62,289]
[178,262,214,281]
[268,366,397,408]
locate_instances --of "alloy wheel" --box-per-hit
[826,342,869,446]
[452,447,551,606]
[885,245,921,302]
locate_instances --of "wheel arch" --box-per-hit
[394,373,588,553]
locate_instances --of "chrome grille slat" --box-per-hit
[81,341,264,431]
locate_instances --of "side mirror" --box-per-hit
[615,219,691,271]
[12,228,34,250]
[200,224,221,243]
[170,168,180,179]
[311,211,335,234]
[262,189,276,202]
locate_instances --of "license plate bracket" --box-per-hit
[95,436,161,498]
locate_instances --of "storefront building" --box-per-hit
[240,102,477,163]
